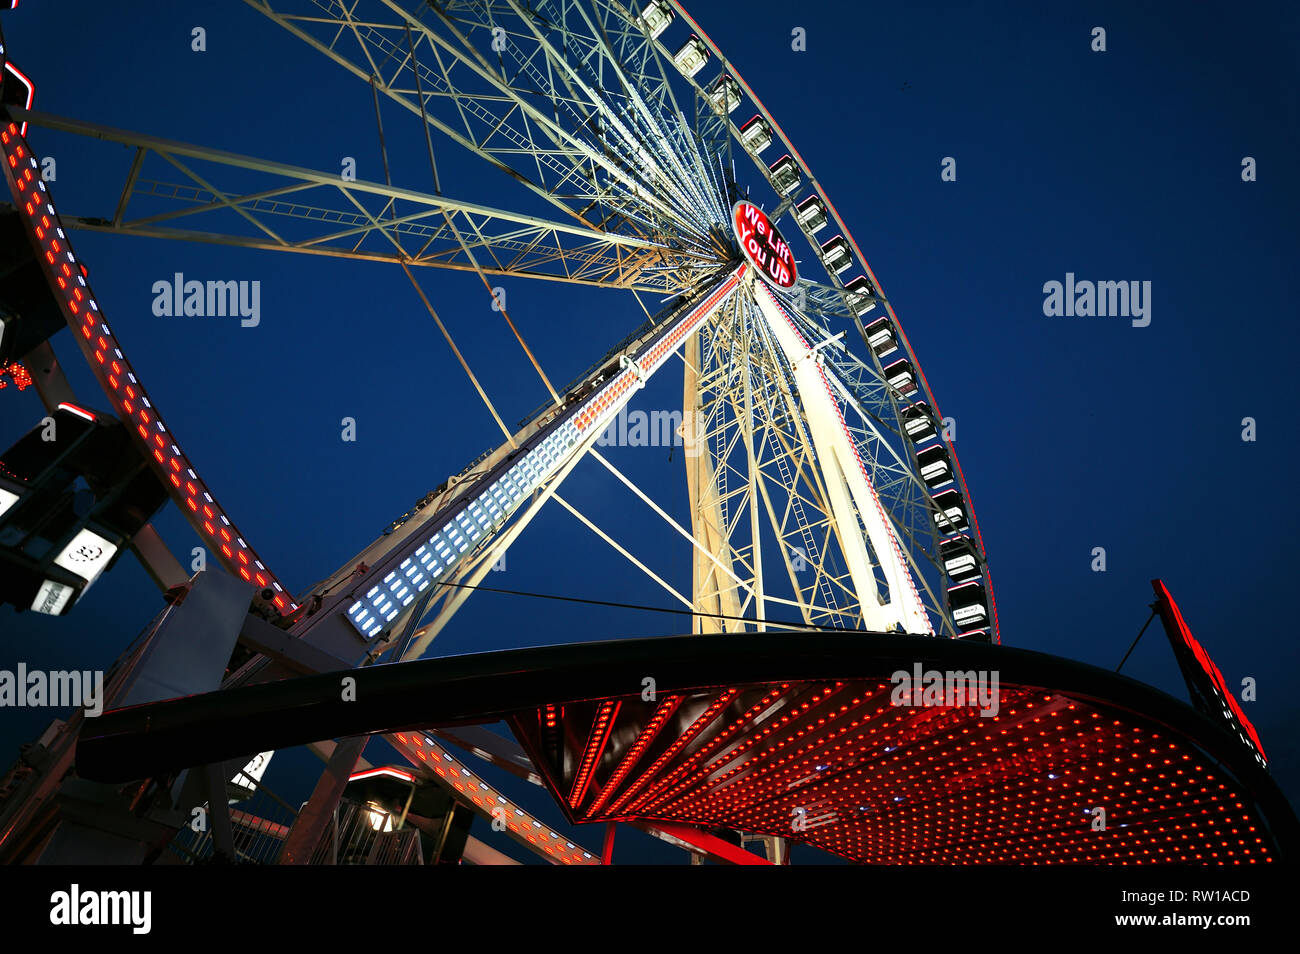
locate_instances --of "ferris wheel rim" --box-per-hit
[657,0,1000,640]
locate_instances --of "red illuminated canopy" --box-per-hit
[514,672,1285,864]
[1152,579,1266,766]
[78,633,1298,865]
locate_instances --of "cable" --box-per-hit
[424,576,864,634]
[1115,607,1158,673]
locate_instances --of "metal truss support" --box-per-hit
[14,109,697,291]
[277,735,369,865]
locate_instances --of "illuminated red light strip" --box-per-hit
[391,732,599,865]
[348,766,416,784]
[1,63,33,136]
[691,696,1014,821]
[569,699,620,810]
[642,682,855,815]
[651,702,873,818]
[586,695,682,817]
[573,268,743,434]
[757,282,932,634]
[55,400,95,422]
[629,683,796,815]
[0,121,296,611]
[607,688,740,818]
[669,692,961,811]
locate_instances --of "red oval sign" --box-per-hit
[732,200,797,288]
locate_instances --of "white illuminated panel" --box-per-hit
[944,553,978,577]
[31,580,74,615]
[53,527,118,586]
[231,751,274,794]
[344,270,744,638]
[0,486,19,518]
[346,419,588,637]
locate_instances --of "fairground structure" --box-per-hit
[0,2,1292,865]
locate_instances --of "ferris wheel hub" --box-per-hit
[731,200,797,289]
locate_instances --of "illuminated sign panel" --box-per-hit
[53,527,118,583]
[1152,579,1267,767]
[732,201,796,288]
[231,751,275,794]
[31,579,73,615]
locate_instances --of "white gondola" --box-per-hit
[843,275,877,316]
[0,406,133,617]
[673,34,710,77]
[819,234,851,274]
[939,534,982,581]
[707,74,741,114]
[794,195,827,233]
[739,114,773,154]
[932,488,969,531]
[865,316,897,358]
[882,357,918,396]
[902,403,936,443]
[635,0,674,39]
[947,580,989,628]
[956,629,991,642]
[916,442,953,489]
[768,154,801,195]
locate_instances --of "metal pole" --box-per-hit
[601,822,617,865]
[202,763,238,862]
[277,735,368,865]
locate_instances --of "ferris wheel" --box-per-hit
[0,0,1002,862]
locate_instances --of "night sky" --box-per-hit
[0,0,1297,864]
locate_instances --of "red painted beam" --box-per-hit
[601,822,616,865]
[639,821,771,865]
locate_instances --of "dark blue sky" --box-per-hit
[1,0,1297,863]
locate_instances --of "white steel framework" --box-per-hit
[0,0,1000,864]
